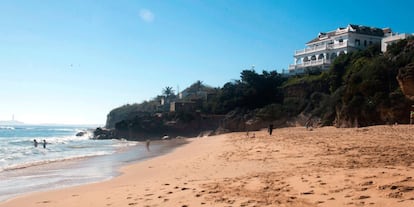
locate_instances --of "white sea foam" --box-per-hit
[0,151,111,172]
[0,126,127,173]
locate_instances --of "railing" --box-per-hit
[295,42,348,55]
[289,59,331,71]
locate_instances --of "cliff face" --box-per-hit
[97,40,414,138]
[97,113,223,141]
[397,63,414,101]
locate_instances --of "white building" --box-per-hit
[381,33,413,52]
[287,24,390,75]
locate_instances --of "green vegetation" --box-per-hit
[106,40,414,131]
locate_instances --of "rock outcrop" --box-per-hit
[397,63,414,101]
[93,127,116,139]
[75,131,86,136]
[94,114,223,141]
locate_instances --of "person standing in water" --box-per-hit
[42,140,47,148]
[33,139,38,147]
[146,139,150,151]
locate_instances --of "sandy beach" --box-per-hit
[2,125,414,207]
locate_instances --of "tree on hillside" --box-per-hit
[188,80,203,93]
[162,86,175,99]
[240,69,285,109]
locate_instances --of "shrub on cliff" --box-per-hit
[328,43,413,126]
[211,70,286,114]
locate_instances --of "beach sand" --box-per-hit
[2,125,414,207]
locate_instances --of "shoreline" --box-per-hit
[2,125,414,206]
[0,139,188,203]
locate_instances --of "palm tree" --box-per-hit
[162,86,175,99]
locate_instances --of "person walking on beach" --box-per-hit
[33,139,38,147]
[268,124,273,135]
[42,140,47,148]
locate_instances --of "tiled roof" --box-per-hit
[348,24,385,36]
[306,24,387,44]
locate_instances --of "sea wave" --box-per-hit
[0,126,15,130]
[0,151,111,172]
[46,128,78,132]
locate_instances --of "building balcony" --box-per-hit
[294,42,349,56]
[289,59,331,71]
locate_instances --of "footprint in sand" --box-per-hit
[361,180,374,186]
[356,195,370,200]
[301,190,314,195]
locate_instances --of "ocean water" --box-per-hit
[0,126,121,172]
[0,125,186,202]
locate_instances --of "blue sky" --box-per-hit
[0,0,413,125]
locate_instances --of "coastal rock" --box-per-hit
[397,63,414,101]
[219,109,284,132]
[76,131,86,137]
[94,113,223,141]
[93,127,116,139]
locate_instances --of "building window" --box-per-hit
[369,41,373,45]
[339,39,343,44]
[318,54,324,60]
[355,39,360,46]
[364,40,367,46]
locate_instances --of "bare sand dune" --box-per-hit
[2,125,414,207]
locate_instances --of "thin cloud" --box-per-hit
[139,9,154,23]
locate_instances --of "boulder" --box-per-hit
[397,63,414,101]
[75,131,86,136]
[93,127,115,139]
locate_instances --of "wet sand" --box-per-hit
[0,139,187,202]
[1,125,414,207]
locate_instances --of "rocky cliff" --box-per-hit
[95,40,414,140]
[397,63,414,101]
[95,113,224,141]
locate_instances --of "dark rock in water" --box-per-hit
[93,127,116,139]
[76,131,86,137]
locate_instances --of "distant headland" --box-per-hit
[0,120,25,126]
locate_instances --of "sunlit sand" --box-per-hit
[2,125,414,207]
